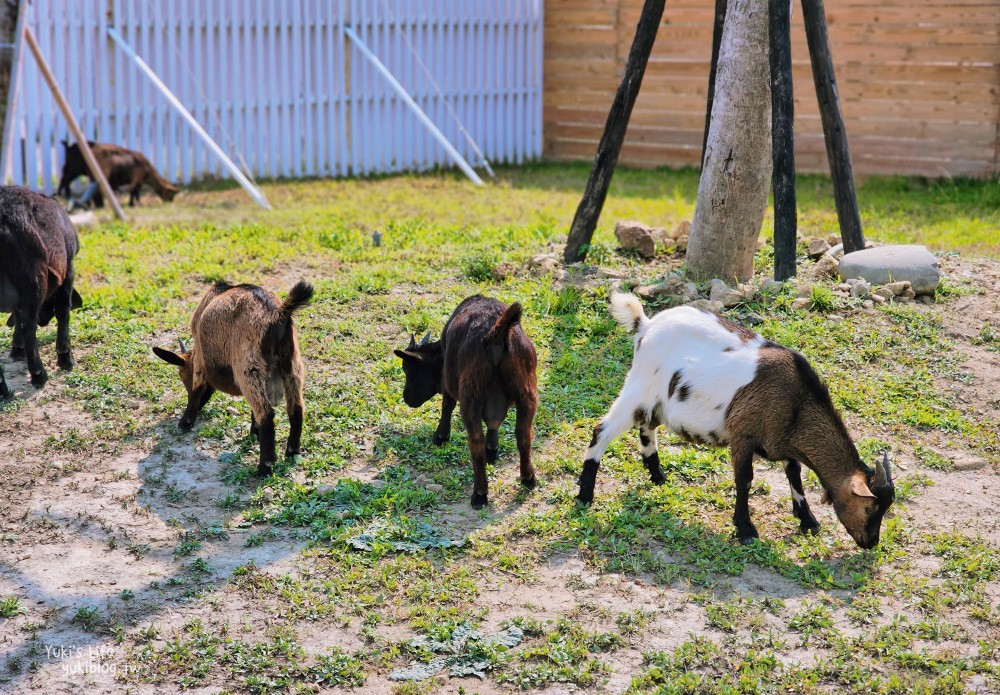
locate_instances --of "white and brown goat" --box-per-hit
[577,294,895,549]
[153,280,313,476]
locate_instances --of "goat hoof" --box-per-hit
[486,447,499,463]
[738,535,759,546]
[575,494,594,507]
[0,384,11,400]
[256,464,273,477]
[649,470,666,485]
[179,418,194,432]
[432,432,449,446]
[57,353,75,371]
[9,347,24,361]
[521,475,537,490]
[30,370,48,387]
[471,492,488,509]
[801,522,821,536]
[284,446,300,459]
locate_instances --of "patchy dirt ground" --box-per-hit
[1,251,999,694]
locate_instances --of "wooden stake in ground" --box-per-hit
[701,0,727,166]
[22,25,125,220]
[801,0,863,253]
[686,0,772,283]
[769,0,796,281]
[563,0,665,264]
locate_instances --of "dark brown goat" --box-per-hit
[153,280,313,476]
[57,140,178,207]
[395,295,539,508]
[0,186,82,398]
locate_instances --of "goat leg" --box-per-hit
[432,394,456,445]
[515,400,537,488]
[249,414,259,440]
[55,283,75,371]
[256,410,277,477]
[785,459,820,535]
[731,441,759,544]
[0,365,9,399]
[485,427,500,463]
[577,392,642,504]
[179,385,211,431]
[638,424,665,485]
[9,317,24,360]
[17,306,46,387]
[461,407,489,508]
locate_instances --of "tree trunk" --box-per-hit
[686,0,772,283]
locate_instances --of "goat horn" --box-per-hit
[420,331,431,346]
[408,333,417,349]
[874,451,890,489]
[179,338,188,353]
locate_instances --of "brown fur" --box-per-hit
[153,280,313,476]
[0,186,83,397]
[58,141,178,207]
[395,295,539,508]
[724,344,894,548]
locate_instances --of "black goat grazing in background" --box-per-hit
[395,295,539,508]
[0,186,83,397]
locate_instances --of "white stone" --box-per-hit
[838,245,940,294]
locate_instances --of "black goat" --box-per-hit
[0,186,82,397]
[395,295,539,508]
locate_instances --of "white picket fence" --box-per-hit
[3,0,544,192]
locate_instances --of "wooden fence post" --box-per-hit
[800,0,864,253]
[563,0,665,264]
[701,0,726,166]
[769,0,796,280]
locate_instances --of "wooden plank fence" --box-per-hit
[545,0,1000,178]
[3,0,543,191]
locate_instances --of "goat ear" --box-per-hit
[850,476,876,499]
[394,349,420,363]
[153,346,186,367]
[71,289,83,309]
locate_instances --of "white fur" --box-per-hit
[585,297,764,462]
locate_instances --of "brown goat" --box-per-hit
[58,141,178,207]
[153,280,313,476]
[0,186,83,397]
[395,295,539,508]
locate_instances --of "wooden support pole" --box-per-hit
[22,24,125,220]
[800,0,863,253]
[769,0,797,281]
[701,0,726,167]
[563,0,665,264]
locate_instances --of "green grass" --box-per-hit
[4,164,999,692]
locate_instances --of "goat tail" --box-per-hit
[485,302,522,345]
[609,292,648,334]
[280,280,314,320]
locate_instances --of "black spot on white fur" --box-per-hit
[668,370,682,398]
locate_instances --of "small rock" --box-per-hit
[918,295,933,305]
[834,283,852,293]
[792,297,812,311]
[882,280,912,296]
[807,254,839,280]
[827,314,844,322]
[68,210,100,228]
[672,220,691,239]
[530,253,559,271]
[709,279,744,308]
[598,268,625,280]
[761,279,783,295]
[315,484,336,496]
[262,487,275,502]
[426,483,444,493]
[901,287,916,299]
[953,457,987,472]
[685,298,723,314]
[826,234,840,246]
[681,281,701,302]
[808,238,831,259]
[615,220,656,258]
[862,299,875,310]
[849,280,871,299]
[650,227,673,244]
[674,234,689,252]
[795,281,814,298]
[871,293,887,305]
